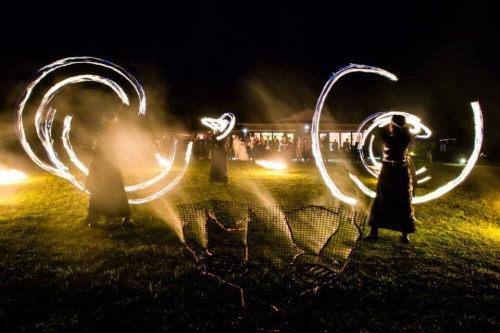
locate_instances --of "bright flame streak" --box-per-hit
[417,176,431,184]
[312,64,398,205]
[62,116,90,189]
[62,116,181,193]
[348,174,375,197]
[349,102,483,203]
[366,134,381,177]
[201,113,236,140]
[0,169,28,185]
[155,153,172,168]
[412,102,483,204]
[416,167,427,175]
[255,159,287,171]
[129,141,193,204]
[35,76,128,188]
[15,59,141,185]
[15,57,191,204]
[357,111,432,183]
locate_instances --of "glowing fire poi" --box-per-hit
[352,111,433,182]
[14,56,192,204]
[311,63,484,205]
[201,113,236,140]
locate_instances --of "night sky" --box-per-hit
[1,2,499,153]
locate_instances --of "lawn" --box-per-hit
[1,157,499,332]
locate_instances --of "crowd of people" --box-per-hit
[191,133,361,162]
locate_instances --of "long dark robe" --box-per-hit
[86,122,131,218]
[209,136,228,184]
[368,127,416,233]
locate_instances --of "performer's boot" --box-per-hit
[400,233,410,244]
[363,227,379,241]
[84,211,99,227]
[122,216,139,228]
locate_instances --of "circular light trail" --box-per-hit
[312,64,484,205]
[201,113,236,140]
[311,64,398,205]
[14,56,192,204]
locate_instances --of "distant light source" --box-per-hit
[255,160,286,171]
[459,158,466,165]
[242,128,248,133]
[0,169,28,185]
[304,124,310,131]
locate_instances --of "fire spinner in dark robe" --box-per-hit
[364,114,416,244]
[84,113,135,227]
[209,132,229,184]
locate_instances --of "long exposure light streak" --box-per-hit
[348,102,483,203]
[201,113,236,140]
[129,141,193,204]
[356,112,432,179]
[62,115,180,192]
[311,64,398,205]
[15,57,191,204]
[312,64,483,205]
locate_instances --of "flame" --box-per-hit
[255,160,287,171]
[155,153,172,168]
[0,169,28,185]
[201,112,236,140]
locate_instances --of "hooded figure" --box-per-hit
[364,114,416,244]
[84,112,137,228]
[209,131,229,184]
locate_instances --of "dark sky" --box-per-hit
[1,2,499,149]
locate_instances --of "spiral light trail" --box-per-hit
[312,64,483,205]
[14,56,192,204]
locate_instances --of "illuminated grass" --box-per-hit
[0,160,499,332]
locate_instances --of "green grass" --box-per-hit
[1,159,499,332]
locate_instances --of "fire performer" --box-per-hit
[363,114,416,244]
[209,131,229,184]
[84,111,137,228]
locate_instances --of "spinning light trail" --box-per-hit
[201,113,236,140]
[14,56,192,204]
[354,111,432,179]
[312,64,484,205]
[349,102,483,203]
[311,64,398,205]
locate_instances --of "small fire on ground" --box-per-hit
[255,160,286,171]
[0,169,28,185]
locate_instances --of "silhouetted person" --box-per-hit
[84,112,136,228]
[364,114,416,244]
[209,132,229,184]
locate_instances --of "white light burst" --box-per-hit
[201,113,236,140]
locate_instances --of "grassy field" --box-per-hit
[1,157,499,332]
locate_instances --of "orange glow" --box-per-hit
[255,160,286,171]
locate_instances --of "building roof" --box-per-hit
[240,108,359,132]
